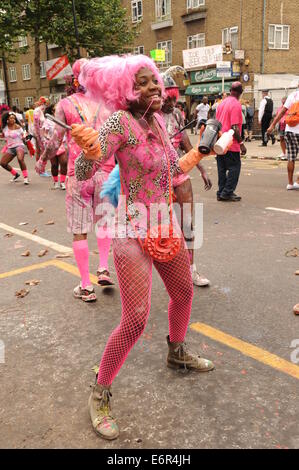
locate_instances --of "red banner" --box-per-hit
[46,55,70,81]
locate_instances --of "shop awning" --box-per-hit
[185,81,234,96]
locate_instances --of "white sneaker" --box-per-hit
[191,270,210,287]
[73,284,97,302]
[53,181,60,189]
[287,184,295,190]
[60,182,66,190]
[293,182,299,189]
[24,178,29,185]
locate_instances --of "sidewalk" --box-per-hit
[187,131,285,160]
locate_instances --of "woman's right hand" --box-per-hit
[71,124,101,160]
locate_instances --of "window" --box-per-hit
[12,97,20,108]
[133,45,145,55]
[22,64,31,81]
[157,40,172,68]
[155,0,171,21]
[40,61,46,78]
[269,24,289,49]
[0,68,3,81]
[131,0,143,23]
[187,0,205,9]
[9,67,17,82]
[19,36,28,47]
[222,26,238,50]
[25,97,34,108]
[187,33,205,49]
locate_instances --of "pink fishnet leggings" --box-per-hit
[97,237,193,386]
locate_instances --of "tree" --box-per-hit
[0,0,137,97]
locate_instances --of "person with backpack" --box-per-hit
[258,90,275,146]
[244,100,254,142]
[267,86,299,190]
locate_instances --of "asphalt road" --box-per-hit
[0,146,298,449]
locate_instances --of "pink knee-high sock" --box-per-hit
[96,233,112,271]
[10,168,17,176]
[60,174,66,183]
[73,239,91,288]
[53,175,58,183]
[22,170,28,178]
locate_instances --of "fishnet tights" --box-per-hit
[97,237,193,386]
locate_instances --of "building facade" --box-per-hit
[123,0,299,110]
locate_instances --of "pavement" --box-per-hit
[0,151,299,449]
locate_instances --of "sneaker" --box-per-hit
[271,135,276,145]
[60,182,66,190]
[287,184,295,190]
[192,270,210,287]
[89,383,119,440]
[219,194,242,201]
[23,178,29,185]
[73,284,97,302]
[293,182,299,190]
[166,335,215,372]
[40,171,51,177]
[97,269,114,286]
[10,172,20,182]
[53,181,60,189]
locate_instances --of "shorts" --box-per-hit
[6,145,25,157]
[279,129,285,138]
[65,170,111,234]
[285,132,299,162]
[172,173,190,188]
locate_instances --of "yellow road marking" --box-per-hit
[0,260,57,279]
[191,322,299,381]
[53,259,98,285]
[0,222,72,254]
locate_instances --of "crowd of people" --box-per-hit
[1,54,298,441]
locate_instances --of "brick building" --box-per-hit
[123,0,299,113]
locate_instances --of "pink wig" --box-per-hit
[79,54,165,113]
[72,58,88,79]
[165,87,179,101]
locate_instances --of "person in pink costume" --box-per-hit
[33,96,50,160]
[36,58,115,302]
[72,55,215,440]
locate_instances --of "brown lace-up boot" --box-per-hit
[88,383,119,440]
[166,335,215,372]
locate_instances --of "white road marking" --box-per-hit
[0,222,72,253]
[266,207,299,215]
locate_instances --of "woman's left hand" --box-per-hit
[200,171,212,190]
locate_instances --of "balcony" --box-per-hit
[181,7,207,23]
[151,15,173,31]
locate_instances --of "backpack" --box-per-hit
[264,97,273,116]
[285,99,299,127]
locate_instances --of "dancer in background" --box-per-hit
[0,112,29,184]
[36,58,115,302]
[42,104,68,190]
[72,54,215,441]
[34,96,51,177]
[161,74,212,287]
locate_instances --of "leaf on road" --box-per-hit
[285,247,299,257]
[25,279,41,286]
[38,249,48,257]
[295,271,299,275]
[91,365,99,375]
[55,253,72,258]
[15,289,30,298]
[92,250,99,255]
[45,220,55,225]
[32,228,38,234]
[21,250,30,257]
[4,233,13,238]
[37,208,44,213]
[19,222,28,226]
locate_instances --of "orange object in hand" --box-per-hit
[71,124,101,160]
[178,125,219,173]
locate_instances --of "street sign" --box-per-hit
[234,50,245,60]
[150,49,166,62]
[183,44,223,70]
[216,61,232,78]
[45,56,72,81]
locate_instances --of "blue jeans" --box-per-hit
[216,151,241,197]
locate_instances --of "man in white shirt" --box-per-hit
[195,96,210,134]
[268,86,299,190]
[258,90,274,146]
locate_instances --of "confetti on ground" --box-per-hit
[15,289,30,298]
[21,250,30,257]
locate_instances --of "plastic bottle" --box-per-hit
[213,129,234,155]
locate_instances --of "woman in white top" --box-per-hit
[0,112,29,184]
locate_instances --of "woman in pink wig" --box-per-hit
[72,54,215,441]
[36,58,115,302]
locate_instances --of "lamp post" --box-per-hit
[71,0,81,59]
